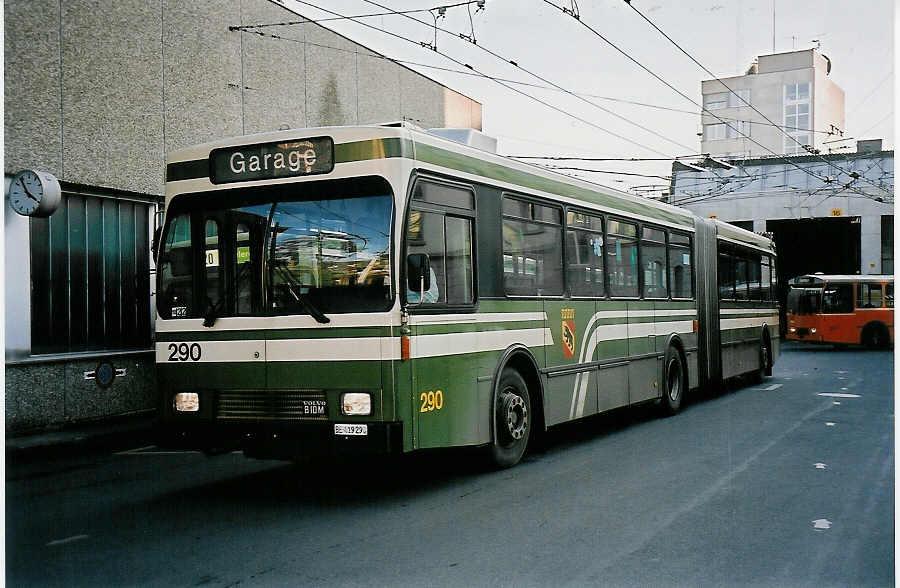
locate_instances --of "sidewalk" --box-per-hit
[6,412,158,463]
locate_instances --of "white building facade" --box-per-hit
[701,49,845,158]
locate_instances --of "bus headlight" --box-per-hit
[341,392,372,416]
[810,328,817,334]
[173,392,200,412]
[789,327,797,333]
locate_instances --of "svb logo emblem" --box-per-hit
[561,308,576,360]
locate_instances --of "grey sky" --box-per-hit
[282,0,894,194]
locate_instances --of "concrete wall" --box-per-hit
[5,0,483,195]
[4,0,482,433]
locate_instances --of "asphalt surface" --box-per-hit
[6,342,894,587]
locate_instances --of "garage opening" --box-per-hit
[766,216,861,333]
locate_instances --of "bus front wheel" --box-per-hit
[488,368,531,468]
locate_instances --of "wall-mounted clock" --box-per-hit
[8,169,62,217]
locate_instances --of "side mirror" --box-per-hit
[152,226,163,262]
[407,253,431,294]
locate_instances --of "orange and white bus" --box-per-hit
[786,274,894,348]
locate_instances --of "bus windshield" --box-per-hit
[787,287,822,315]
[157,176,393,320]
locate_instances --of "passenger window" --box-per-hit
[445,216,474,304]
[204,219,223,312]
[607,219,639,297]
[717,250,734,299]
[566,211,605,297]
[641,227,668,299]
[823,284,854,313]
[886,284,894,308]
[856,283,883,308]
[669,233,693,299]
[502,197,563,296]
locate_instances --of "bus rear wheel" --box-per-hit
[488,368,531,468]
[862,322,891,349]
[660,346,685,416]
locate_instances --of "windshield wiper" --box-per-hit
[203,296,225,328]
[272,262,331,324]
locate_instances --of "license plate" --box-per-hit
[334,423,368,436]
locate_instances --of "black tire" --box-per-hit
[660,346,685,415]
[862,323,891,349]
[488,369,531,468]
[751,339,770,384]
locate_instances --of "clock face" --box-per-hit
[9,170,43,216]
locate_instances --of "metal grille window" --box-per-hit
[30,192,152,353]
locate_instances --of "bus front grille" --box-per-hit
[216,390,328,421]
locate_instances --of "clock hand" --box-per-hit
[21,181,39,202]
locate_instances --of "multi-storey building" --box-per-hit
[700,49,845,158]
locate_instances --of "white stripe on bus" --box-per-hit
[155,340,265,363]
[410,328,553,359]
[408,312,547,325]
[720,315,780,330]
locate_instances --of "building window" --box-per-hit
[881,215,893,274]
[704,123,726,141]
[30,193,153,354]
[704,92,728,110]
[728,88,751,107]
[726,120,751,139]
[784,82,811,154]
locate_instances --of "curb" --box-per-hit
[6,414,158,463]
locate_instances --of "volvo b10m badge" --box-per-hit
[561,308,576,359]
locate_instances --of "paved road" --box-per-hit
[7,343,894,587]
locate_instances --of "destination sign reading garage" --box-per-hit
[210,137,334,184]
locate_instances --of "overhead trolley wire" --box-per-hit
[544,0,888,203]
[357,0,696,154]
[280,1,680,161]
[621,0,892,200]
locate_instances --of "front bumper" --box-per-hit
[156,420,403,460]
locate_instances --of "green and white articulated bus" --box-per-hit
[156,123,779,467]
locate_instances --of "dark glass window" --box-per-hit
[733,256,749,300]
[718,250,734,299]
[886,284,894,308]
[823,284,854,314]
[502,197,563,296]
[669,233,693,299]
[30,193,152,353]
[747,254,762,300]
[856,282,884,309]
[414,181,474,210]
[566,211,605,297]
[607,219,639,297]
[642,227,668,299]
[406,181,475,306]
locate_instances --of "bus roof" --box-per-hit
[789,274,894,286]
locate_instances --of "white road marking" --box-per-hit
[761,384,782,391]
[833,401,841,405]
[825,422,836,427]
[812,519,832,530]
[47,535,89,547]
[840,387,849,391]
[814,463,827,469]
[115,448,203,455]
[834,371,848,374]
[817,393,861,398]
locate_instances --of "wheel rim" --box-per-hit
[499,389,528,444]
[666,357,682,402]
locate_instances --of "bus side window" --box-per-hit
[823,284,853,313]
[857,282,883,308]
[406,210,446,304]
[886,284,894,308]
